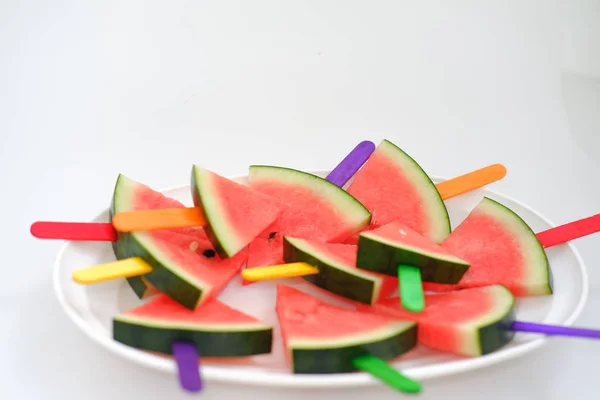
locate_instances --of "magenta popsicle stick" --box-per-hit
[537,213,600,248]
[172,342,202,392]
[325,141,375,187]
[512,321,600,340]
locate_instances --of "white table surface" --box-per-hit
[3,1,600,399]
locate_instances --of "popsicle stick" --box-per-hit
[511,321,600,339]
[353,354,422,394]
[536,213,600,248]
[397,265,424,313]
[30,221,116,241]
[325,140,375,187]
[112,207,205,233]
[241,262,319,281]
[172,342,202,392]
[435,164,507,200]
[72,257,152,284]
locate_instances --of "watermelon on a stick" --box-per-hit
[362,285,516,357]
[423,197,552,296]
[355,220,470,312]
[280,237,398,305]
[276,285,421,394]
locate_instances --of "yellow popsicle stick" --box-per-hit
[112,207,206,232]
[436,164,507,200]
[241,262,319,281]
[72,257,153,284]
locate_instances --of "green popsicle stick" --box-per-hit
[353,354,422,394]
[398,265,424,312]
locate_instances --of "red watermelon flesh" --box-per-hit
[244,166,371,280]
[422,197,552,297]
[344,139,451,245]
[362,285,515,357]
[275,284,417,373]
[191,166,283,259]
[120,294,261,326]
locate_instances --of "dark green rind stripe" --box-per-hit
[113,320,273,357]
[478,307,516,356]
[356,234,469,284]
[190,167,230,259]
[290,325,418,374]
[381,139,451,242]
[283,237,376,305]
[483,197,553,295]
[478,290,516,355]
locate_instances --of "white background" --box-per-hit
[2,1,600,399]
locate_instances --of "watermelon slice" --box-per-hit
[112,174,247,309]
[423,197,552,296]
[344,139,451,244]
[245,166,372,276]
[356,221,470,284]
[276,285,417,374]
[362,285,515,357]
[114,294,273,357]
[282,237,397,304]
[110,174,210,298]
[191,165,283,258]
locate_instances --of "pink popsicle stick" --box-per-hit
[30,221,116,241]
[537,213,600,248]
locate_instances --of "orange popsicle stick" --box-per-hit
[436,164,507,200]
[112,207,206,232]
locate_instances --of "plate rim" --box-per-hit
[52,171,590,388]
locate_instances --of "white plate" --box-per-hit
[53,171,589,388]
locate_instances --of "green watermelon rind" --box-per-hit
[288,321,417,374]
[355,231,470,284]
[113,315,273,357]
[190,166,246,258]
[111,174,210,309]
[472,197,552,296]
[474,285,516,356]
[377,140,452,243]
[248,165,372,234]
[283,236,384,305]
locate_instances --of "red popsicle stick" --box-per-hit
[30,221,117,241]
[537,214,600,248]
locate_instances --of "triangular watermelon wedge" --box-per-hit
[422,197,552,296]
[356,220,470,284]
[282,237,398,304]
[111,174,211,299]
[360,285,516,357]
[113,294,273,357]
[112,174,247,309]
[344,139,451,245]
[276,285,417,374]
[244,166,372,281]
[191,166,283,258]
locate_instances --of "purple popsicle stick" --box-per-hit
[326,141,376,187]
[172,342,202,392]
[512,321,600,340]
